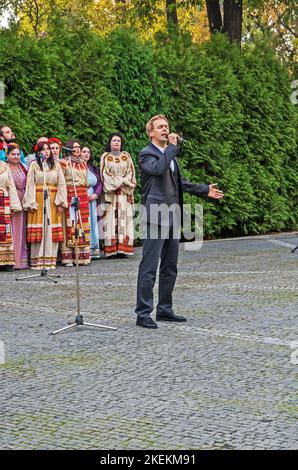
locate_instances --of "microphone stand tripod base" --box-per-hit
[52,314,117,335]
[16,268,60,284]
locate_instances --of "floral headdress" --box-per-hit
[48,137,62,147]
[6,142,20,154]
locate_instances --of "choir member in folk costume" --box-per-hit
[6,143,28,269]
[60,140,91,266]
[81,146,103,259]
[23,141,67,270]
[0,160,22,268]
[100,133,136,258]
[48,138,63,264]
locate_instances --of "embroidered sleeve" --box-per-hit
[100,153,124,193]
[22,162,38,210]
[55,162,68,208]
[7,167,22,212]
[121,153,136,196]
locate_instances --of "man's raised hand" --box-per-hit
[167,133,178,146]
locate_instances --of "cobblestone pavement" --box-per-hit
[0,233,297,450]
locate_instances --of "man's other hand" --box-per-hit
[208,183,224,199]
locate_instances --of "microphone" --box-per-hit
[38,152,46,161]
[62,146,74,152]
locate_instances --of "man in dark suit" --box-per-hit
[135,114,224,329]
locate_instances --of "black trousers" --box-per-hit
[135,225,179,318]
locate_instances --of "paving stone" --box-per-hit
[0,234,297,449]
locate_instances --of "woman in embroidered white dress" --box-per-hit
[100,133,136,258]
[23,141,67,270]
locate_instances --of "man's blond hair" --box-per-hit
[146,114,169,138]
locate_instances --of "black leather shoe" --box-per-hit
[156,313,187,322]
[136,316,158,329]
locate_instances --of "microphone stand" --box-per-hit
[16,157,60,283]
[52,153,116,335]
[67,154,86,243]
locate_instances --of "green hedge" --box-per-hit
[0,24,297,237]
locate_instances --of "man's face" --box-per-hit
[1,126,16,143]
[149,119,169,146]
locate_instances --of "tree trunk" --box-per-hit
[205,0,223,34]
[166,0,179,34]
[223,0,243,43]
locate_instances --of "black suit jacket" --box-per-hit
[139,142,209,225]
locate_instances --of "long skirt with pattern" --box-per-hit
[0,189,15,266]
[11,188,28,269]
[103,189,134,257]
[26,185,63,269]
[11,209,28,269]
[88,186,99,253]
[61,185,91,265]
